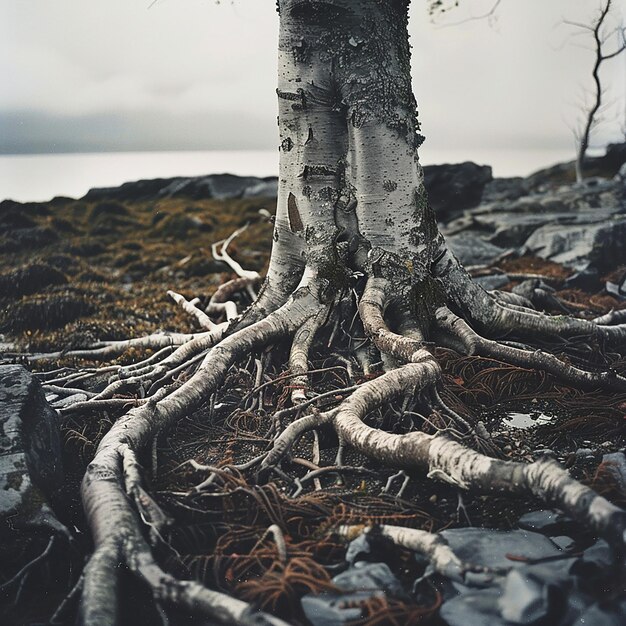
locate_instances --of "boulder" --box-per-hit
[447,231,508,266]
[0,365,64,535]
[423,162,493,222]
[522,216,626,272]
[83,173,279,203]
[525,142,626,191]
[481,177,528,204]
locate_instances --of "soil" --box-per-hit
[0,192,625,625]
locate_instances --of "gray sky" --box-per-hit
[1,0,624,156]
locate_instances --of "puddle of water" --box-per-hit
[503,411,556,430]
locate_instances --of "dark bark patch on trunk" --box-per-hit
[305,127,317,146]
[288,193,304,232]
[277,88,307,110]
[287,0,353,23]
[317,187,336,202]
[299,165,337,179]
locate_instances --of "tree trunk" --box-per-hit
[260,0,442,317]
[25,1,626,624]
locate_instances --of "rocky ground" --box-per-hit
[1,145,625,625]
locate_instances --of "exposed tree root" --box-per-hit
[11,1,626,620]
[20,233,626,624]
[77,288,318,623]
[338,524,502,583]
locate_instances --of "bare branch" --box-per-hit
[435,0,502,28]
[564,0,625,182]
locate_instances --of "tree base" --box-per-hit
[6,226,624,625]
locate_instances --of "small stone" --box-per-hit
[599,452,626,492]
[440,588,506,626]
[440,528,561,572]
[499,569,548,624]
[533,449,555,458]
[550,535,576,551]
[574,448,595,460]
[517,510,578,536]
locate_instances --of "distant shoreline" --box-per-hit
[0,148,582,203]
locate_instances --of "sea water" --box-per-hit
[0,147,576,203]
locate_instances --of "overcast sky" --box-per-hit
[1,0,624,156]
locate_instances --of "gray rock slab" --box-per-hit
[440,527,562,571]
[600,452,626,492]
[522,217,626,271]
[424,162,493,222]
[302,562,405,626]
[0,365,64,534]
[443,175,625,272]
[517,510,574,535]
[440,588,507,626]
[333,561,405,597]
[499,560,577,624]
[447,232,508,266]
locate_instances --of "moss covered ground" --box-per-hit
[1,191,625,625]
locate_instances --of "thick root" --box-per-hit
[24,247,626,624]
[77,288,323,623]
[288,305,330,403]
[327,361,626,547]
[435,307,626,393]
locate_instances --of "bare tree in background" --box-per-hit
[565,0,626,183]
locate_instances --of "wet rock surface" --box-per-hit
[423,161,493,222]
[0,365,64,532]
[304,509,626,626]
[83,173,280,202]
[441,144,626,271]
